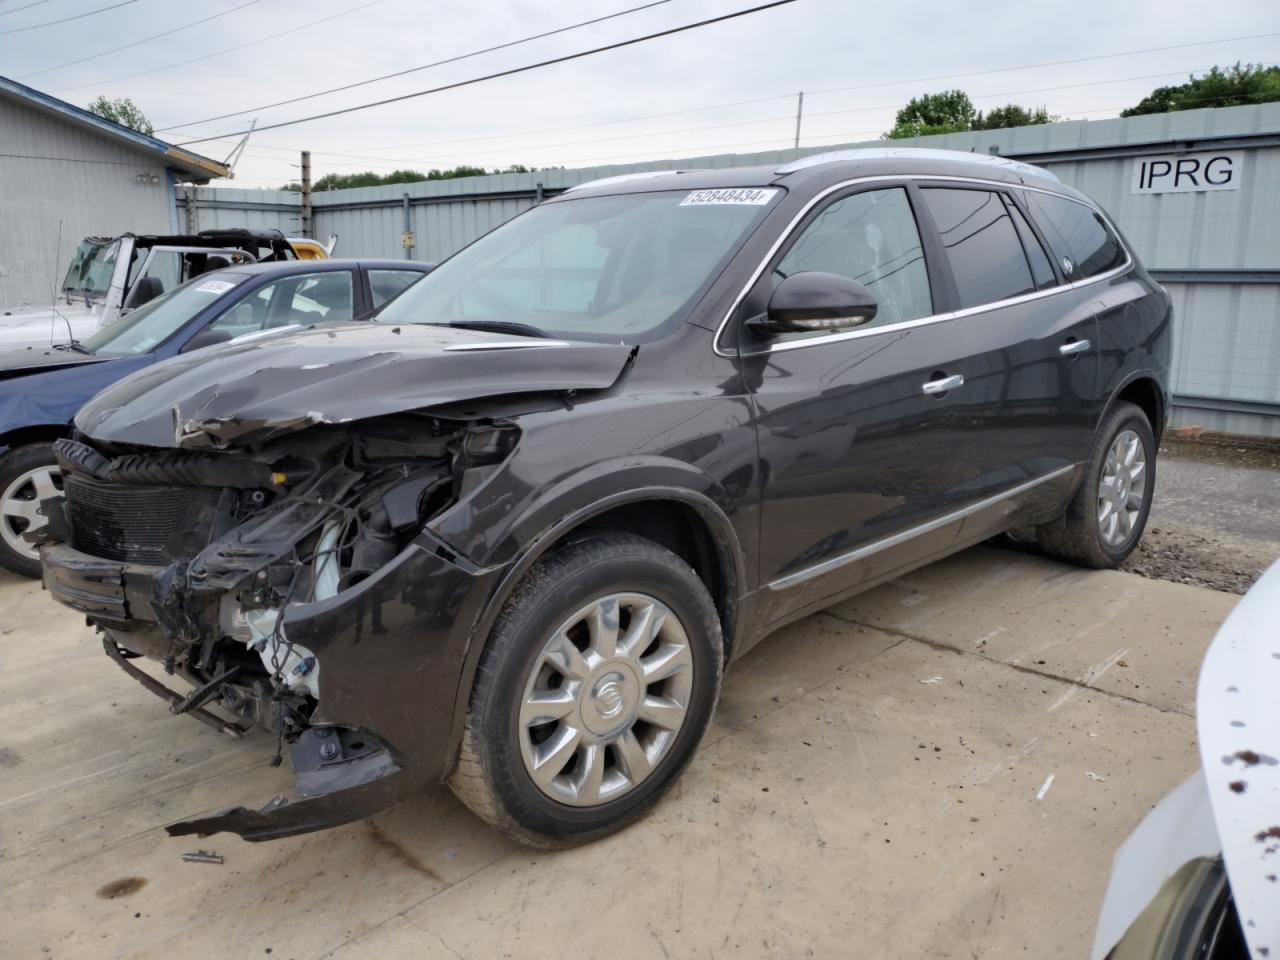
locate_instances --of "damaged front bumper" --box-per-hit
[38,423,512,840]
[44,533,504,839]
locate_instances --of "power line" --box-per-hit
[154,0,676,132]
[806,30,1280,98]
[50,0,388,93]
[173,0,800,145]
[0,0,135,35]
[19,0,261,80]
[193,28,1278,160]
[289,59,1260,167]
[0,0,57,18]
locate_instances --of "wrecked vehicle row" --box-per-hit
[32,148,1172,848]
[0,258,431,577]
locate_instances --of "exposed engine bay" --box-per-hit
[41,412,518,833]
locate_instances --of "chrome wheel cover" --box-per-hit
[519,593,694,807]
[1097,429,1147,548]
[0,464,61,562]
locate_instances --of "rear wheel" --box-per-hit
[0,443,62,578]
[1037,401,1155,568]
[449,534,722,848]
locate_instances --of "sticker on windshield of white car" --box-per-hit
[195,279,236,294]
[680,188,778,206]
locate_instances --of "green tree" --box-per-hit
[886,89,976,139]
[86,95,153,135]
[281,164,550,191]
[973,104,1054,130]
[1121,63,1280,116]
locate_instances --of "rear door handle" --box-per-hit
[921,374,964,395]
[1059,338,1091,356]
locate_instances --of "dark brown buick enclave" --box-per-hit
[34,148,1171,847]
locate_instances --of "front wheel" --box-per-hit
[0,443,62,578]
[449,533,723,848]
[1036,400,1156,568]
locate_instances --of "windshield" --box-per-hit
[61,239,122,301]
[81,273,248,356]
[376,188,779,342]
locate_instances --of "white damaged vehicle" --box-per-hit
[1092,559,1279,960]
[0,230,310,353]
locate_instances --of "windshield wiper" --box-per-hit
[52,340,91,354]
[445,319,553,339]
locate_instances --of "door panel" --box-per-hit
[742,185,1004,619]
[746,182,1108,624]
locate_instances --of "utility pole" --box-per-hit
[793,91,804,149]
[300,150,313,239]
[402,192,414,260]
[184,183,198,234]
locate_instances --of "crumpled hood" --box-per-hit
[76,322,634,448]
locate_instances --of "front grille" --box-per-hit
[64,474,221,565]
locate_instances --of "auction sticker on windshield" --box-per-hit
[680,188,778,206]
[196,279,236,294]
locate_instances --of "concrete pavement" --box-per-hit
[0,546,1237,959]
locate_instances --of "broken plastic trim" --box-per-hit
[165,727,403,841]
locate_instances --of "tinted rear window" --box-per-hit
[1025,191,1126,279]
[920,188,1035,309]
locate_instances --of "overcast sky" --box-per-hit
[3,0,1277,188]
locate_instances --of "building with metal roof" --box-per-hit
[0,76,230,311]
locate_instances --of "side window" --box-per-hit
[773,186,932,328]
[920,188,1035,309]
[125,251,183,308]
[210,271,354,339]
[1025,191,1126,279]
[369,269,425,309]
[1004,197,1057,290]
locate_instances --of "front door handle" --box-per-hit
[1059,338,1091,356]
[921,373,965,395]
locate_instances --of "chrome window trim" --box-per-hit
[765,463,1077,591]
[714,174,1133,358]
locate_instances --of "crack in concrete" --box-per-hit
[826,611,1193,719]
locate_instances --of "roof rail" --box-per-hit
[563,170,684,193]
[776,147,1058,181]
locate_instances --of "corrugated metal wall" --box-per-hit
[186,102,1280,435]
[177,186,303,234]
[0,96,173,311]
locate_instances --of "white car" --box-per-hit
[0,230,317,353]
[1092,560,1279,960]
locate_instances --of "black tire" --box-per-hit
[449,533,723,848]
[1036,401,1156,568]
[0,442,61,579]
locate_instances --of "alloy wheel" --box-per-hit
[1097,429,1147,548]
[0,465,62,562]
[519,592,694,807]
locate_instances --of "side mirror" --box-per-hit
[747,271,878,336]
[181,328,233,353]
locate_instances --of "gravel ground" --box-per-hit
[1010,433,1280,595]
[1122,435,1280,594]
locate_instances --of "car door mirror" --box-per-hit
[748,272,878,336]
[181,328,233,353]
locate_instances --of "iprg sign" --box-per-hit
[1131,151,1243,194]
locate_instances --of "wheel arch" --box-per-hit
[1101,373,1166,443]
[0,424,70,458]
[445,485,747,769]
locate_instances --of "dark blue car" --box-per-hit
[0,258,431,575]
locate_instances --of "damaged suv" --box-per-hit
[36,149,1171,847]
